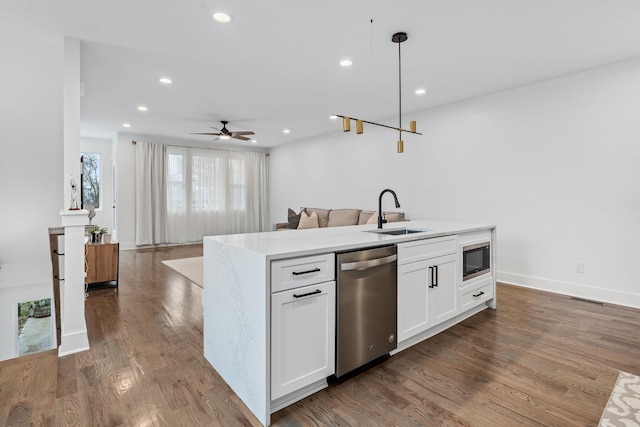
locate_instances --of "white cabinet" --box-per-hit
[459,275,494,312]
[397,236,459,343]
[458,230,494,312]
[271,256,335,401]
[271,281,335,400]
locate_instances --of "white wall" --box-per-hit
[80,136,114,233]
[269,58,640,309]
[115,132,269,249]
[0,32,64,361]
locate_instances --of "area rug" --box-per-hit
[599,371,640,426]
[162,256,204,288]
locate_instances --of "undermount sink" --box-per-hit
[365,228,429,236]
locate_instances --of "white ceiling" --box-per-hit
[3,0,640,147]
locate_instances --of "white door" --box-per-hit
[397,259,431,342]
[271,281,335,400]
[111,156,117,239]
[429,254,459,325]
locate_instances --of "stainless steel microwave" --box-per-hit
[462,242,491,281]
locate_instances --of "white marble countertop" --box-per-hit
[204,220,495,260]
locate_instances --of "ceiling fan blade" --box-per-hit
[191,132,222,136]
[232,135,251,141]
[230,131,255,136]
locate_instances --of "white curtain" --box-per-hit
[135,142,167,245]
[135,141,268,245]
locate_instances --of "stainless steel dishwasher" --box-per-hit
[336,245,397,377]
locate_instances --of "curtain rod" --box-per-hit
[132,139,268,156]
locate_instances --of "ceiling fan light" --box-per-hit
[220,135,230,140]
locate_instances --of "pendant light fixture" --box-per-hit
[333,31,421,153]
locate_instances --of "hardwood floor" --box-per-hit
[1,244,639,426]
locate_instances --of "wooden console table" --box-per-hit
[85,242,119,289]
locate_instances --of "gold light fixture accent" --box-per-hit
[342,117,350,132]
[333,31,421,153]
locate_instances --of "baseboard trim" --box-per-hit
[58,330,89,357]
[497,271,640,309]
[119,241,203,251]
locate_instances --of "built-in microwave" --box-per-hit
[462,242,491,281]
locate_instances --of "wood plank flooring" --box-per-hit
[1,244,639,426]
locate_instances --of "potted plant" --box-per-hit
[99,227,108,244]
[88,225,102,243]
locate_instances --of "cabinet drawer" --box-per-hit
[459,276,494,311]
[271,253,335,292]
[397,235,457,265]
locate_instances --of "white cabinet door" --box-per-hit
[429,253,458,325]
[271,281,335,401]
[397,253,458,343]
[398,260,431,342]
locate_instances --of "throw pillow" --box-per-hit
[327,209,362,227]
[298,210,319,229]
[366,211,379,225]
[305,208,330,227]
[286,208,305,229]
[385,212,405,223]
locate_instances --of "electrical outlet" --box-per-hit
[575,261,584,273]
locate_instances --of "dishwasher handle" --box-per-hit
[340,254,397,271]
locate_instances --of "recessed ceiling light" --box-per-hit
[220,135,230,140]
[415,88,427,95]
[212,12,232,23]
[330,114,338,120]
[251,139,257,144]
[283,129,291,134]
[122,123,131,128]
[159,77,172,85]
[137,105,148,111]
[340,59,353,67]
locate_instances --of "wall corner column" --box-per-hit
[58,210,89,356]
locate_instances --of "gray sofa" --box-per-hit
[275,208,405,230]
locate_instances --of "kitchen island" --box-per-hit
[203,220,496,426]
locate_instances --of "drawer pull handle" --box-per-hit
[293,289,322,298]
[292,268,321,276]
[433,265,439,287]
[428,266,434,288]
[473,291,485,298]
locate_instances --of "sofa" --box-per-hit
[275,208,405,230]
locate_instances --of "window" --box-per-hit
[17,299,52,356]
[167,152,186,213]
[81,153,101,209]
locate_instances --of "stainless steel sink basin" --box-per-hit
[365,228,429,236]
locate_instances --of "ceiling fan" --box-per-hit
[191,120,255,141]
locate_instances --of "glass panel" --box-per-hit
[81,152,101,209]
[17,299,52,356]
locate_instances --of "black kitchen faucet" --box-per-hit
[377,189,401,229]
